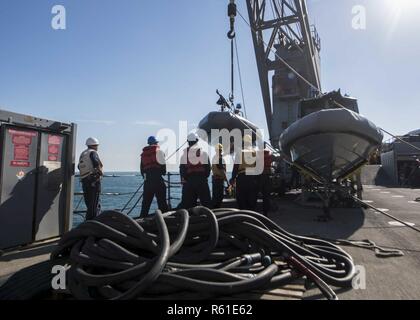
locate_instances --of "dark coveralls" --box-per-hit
[231,151,258,211]
[81,151,102,221]
[140,146,169,217]
[212,156,227,209]
[290,165,300,189]
[259,150,272,216]
[180,148,212,209]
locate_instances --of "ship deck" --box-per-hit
[1,185,419,300]
[269,186,420,300]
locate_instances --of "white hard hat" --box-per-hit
[187,132,199,142]
[86,137,99,146]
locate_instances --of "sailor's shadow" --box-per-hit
[0,167,63,249]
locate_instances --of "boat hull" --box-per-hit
[280,108,383,182]
[198,111,259,143]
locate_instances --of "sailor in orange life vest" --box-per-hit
[139,136,169,217]
[230,134,258,211]
[179,133,212,209]
[211,143,229,208]
[78,137,103,220]
[258,143,273,216]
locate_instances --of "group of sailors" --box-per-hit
[78,133,273,220]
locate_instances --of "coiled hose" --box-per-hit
[51,207,356,300]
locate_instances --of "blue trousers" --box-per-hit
[82,176,101,220]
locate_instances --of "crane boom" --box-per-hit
[245,0,322,147]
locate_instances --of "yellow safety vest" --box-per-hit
[238,149,257,175]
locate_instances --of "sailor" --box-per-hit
[230,134,258,211]
[211,143,228,208]
[78,137,103,220]
[289,165,301,190]
[349,167,363,199]
[180,133,212,209]
[140,136,169,217]
[258,143,273,216]
[406,157,420,188]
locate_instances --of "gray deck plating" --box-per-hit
[1,186,419,300]
[0,239,58,288]
[269,186,420,300]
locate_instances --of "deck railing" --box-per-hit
[73,172,182,219]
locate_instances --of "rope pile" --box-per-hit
[52,207,356,300]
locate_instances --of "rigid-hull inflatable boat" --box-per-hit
[280,108,383,182]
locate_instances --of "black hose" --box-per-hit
[51,207,356,300]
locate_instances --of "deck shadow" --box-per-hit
[269,195,365,240]
[0,242,56,262]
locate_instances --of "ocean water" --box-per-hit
[72,172,183,227]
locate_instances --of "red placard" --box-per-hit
[12,135,32,145]
[11,161,30,167]
[8,129,36,167]
[14,145,30,160]
[48,144,59,155]
[8,129,37,137]
[48,135,61,145]
[47,134,62,162]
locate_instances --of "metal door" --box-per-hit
[0,126,39,249]
[34,133,67,241]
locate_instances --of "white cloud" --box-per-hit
[133,120,164,126]
[76,119,116,125]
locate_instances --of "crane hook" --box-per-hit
[227,28,236,40]
[227,0,237,39]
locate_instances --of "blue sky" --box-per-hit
[1,0,419,171]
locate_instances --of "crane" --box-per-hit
[244,0,322,147]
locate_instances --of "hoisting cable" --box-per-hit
[231,37,235,103]
[379,128,420,153]
[166,141,188,161]
[228,0,237,104]
[330,100,420,153]
[235,37,248,118]
[350,195,420,234]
